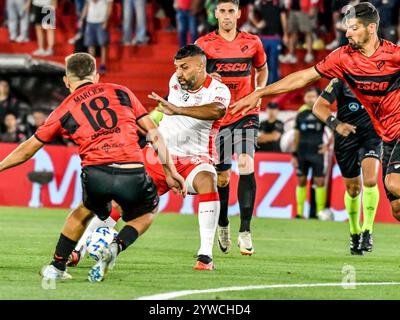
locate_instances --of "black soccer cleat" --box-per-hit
[360,230,373,252]
[350,234,363,256]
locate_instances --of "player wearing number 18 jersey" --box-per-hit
[0,53,185,282]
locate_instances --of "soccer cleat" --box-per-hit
[40,265,72,281]
[67,250,81,267]
[217,224,232,254]
[350,233,363,256]
[304,53,315,64]
[360,230,373,252]
[238,231,254,255]
[32,48,46,56]
[194,255,215,271]
[278,53,297,64]
[88,242,118,282]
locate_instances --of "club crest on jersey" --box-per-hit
[182,93,190,102]
[376,61,385,70]
[348,102,360,112]
[241,45,249,53]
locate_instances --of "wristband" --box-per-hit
[326,115,342,130]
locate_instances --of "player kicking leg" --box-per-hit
[143,146,221,270]
[70,148,221,271]
[67,206,121,267]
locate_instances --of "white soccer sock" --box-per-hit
[197,193,220,258]
[75,215,117,257]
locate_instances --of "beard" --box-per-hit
[348,31,370,50]
[178,78,196,90]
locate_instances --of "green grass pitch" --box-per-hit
[1,206,400,300]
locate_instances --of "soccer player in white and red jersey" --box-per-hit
[231,2,400,238]
[69,44,231,271]
[144,45,231,271]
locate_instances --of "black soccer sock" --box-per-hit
[115,225,139,254]
[238,173,256,232]
[51,234,77,271]
[218,184,230,227]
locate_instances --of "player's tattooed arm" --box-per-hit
[0,136,44,172]
[148,92,225,120]
[313,95,356,137]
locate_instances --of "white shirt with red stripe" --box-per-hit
[158,74,231,161]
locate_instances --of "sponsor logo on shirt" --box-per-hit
[182,93,190,102]
[216,63,250,73]
[355,81,389,92]
[348,102,360,112]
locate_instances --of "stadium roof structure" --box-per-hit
[0,54,69,111]
[0,54,65,73]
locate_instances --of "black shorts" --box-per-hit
[81,164,159,222]
[216,114,259,172]
[296,154,327,177]
[334,131,382,179]
[32,5,54,26]
[382,140,400,202]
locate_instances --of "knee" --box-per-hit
[298,177,307,187]
[391,202,400,221]
[238,154,254,175]
[346,183,362,197]
[363,178,377,189]
[314,178,325,188]
[217,171,230,188]
[68,203,94,227]
[385,174,400,198]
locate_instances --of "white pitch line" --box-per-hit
[136,282,400,300]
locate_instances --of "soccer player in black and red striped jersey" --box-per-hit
[231,2,400,229]
[0,53,186,282]
[196,0,268,256]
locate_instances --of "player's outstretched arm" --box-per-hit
[0,136,44,172]
[231,67,322,115]
[313,96,356,137]
[148,92,226,120]
[137,115,187,196]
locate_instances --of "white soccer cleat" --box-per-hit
[304,53,315,64]
[278,53,297,64]
[88,242,118,283]
[325,39,339,50]
[217,224,232,254]
[238,231,254,256]
[40,265,72,281]
[317,208,334,221]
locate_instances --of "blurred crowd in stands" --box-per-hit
[2,1,399,73]
[0,0,399,146]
